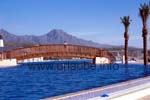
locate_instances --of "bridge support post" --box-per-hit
[94,57,110,64]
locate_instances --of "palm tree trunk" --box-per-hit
[125,38,128,64]
[143,36,148,65]
[142,25,148,65]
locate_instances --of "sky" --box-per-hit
[0,0,150,48]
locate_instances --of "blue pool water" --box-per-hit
[0,61,150,100]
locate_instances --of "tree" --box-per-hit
[139,3,149,65]
[121,16,131,64]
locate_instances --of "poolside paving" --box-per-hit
[138,95,150,100]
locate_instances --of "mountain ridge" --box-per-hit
[0,29,115,49]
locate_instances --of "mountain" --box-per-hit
[0,29,113,49]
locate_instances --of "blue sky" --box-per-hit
[0,0,149,48]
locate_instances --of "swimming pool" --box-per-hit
[0,61,149,100]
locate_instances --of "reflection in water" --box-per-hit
[144,65,150,76]
[124,64,130,80]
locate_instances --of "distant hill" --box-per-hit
[0,29,114,49]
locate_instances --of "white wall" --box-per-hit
[95,57,110,64]
[19,57,44,63]
[0,40,4,47]
[0,59,17,67]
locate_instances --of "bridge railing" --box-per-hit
[2,44,115,63]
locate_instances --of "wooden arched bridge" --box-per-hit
[2,44,115,64]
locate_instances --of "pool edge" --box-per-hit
[42,76,150,100]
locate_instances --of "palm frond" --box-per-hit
[120,16,131,27]
[139,3,150,21]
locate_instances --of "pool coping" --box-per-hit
[42,76,150,100]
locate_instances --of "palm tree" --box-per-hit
[139,3,149,65]
[121,16,131,64]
